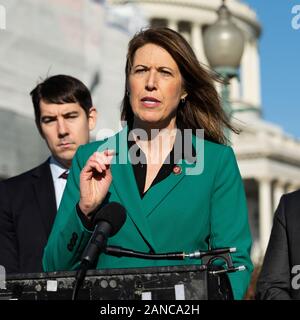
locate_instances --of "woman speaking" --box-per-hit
[43,28,253,300]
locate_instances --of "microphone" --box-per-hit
[72,202,126,300]
[80,202,126,268]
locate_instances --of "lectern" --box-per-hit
[0,264,233,300]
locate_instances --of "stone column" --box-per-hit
[241,39,261,107]
[229,77,240,103]
[241,40,251,103]
[250,39,261,107]
[168,20,178,32]
[258,178,273,255]
[191,22,207,64]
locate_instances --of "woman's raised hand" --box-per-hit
[78,149,115,216]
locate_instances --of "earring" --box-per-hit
[126,90,130,97]
[181,97,186,104]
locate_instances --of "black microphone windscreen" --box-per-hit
[93,202,126,236]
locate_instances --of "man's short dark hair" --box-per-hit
[30,74,93,129]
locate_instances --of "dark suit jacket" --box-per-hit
[0,160,57,274]
[256,189,300,300]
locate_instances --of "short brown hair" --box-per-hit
[30,75,93,131]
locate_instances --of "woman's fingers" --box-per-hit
[82,150,115,176]
[104,149,116,157]
[96,150,115,166]
[82,158,102,173]
[79,150,115,215]
[88,160,104,173]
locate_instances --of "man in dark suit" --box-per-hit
[256,189,300,299]
[0,75,97,274]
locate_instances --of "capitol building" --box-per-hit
[0,0,300,263]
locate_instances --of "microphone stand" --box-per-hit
[105,246,186,260]
[105,245,245,274]
[72,245,245,300]
[72,260,90,301]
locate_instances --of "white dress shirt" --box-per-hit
[49,156,69,209]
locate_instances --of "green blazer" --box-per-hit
[43,127,253,299]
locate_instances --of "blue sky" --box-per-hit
[244,0,300,138]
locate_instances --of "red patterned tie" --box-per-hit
[59,170,69,179]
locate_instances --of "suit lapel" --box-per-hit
[97,128,157,251]
[32,161,57,238]
[111,160,157,250]
[141,163,186,217]
[141,133,204,217]
[96,128,204,251]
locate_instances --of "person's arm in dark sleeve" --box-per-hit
[256,196,292,300]
[0,182,19,274]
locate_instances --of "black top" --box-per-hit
[128,139,176,199]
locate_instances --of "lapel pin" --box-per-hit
[173,165,182,175]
